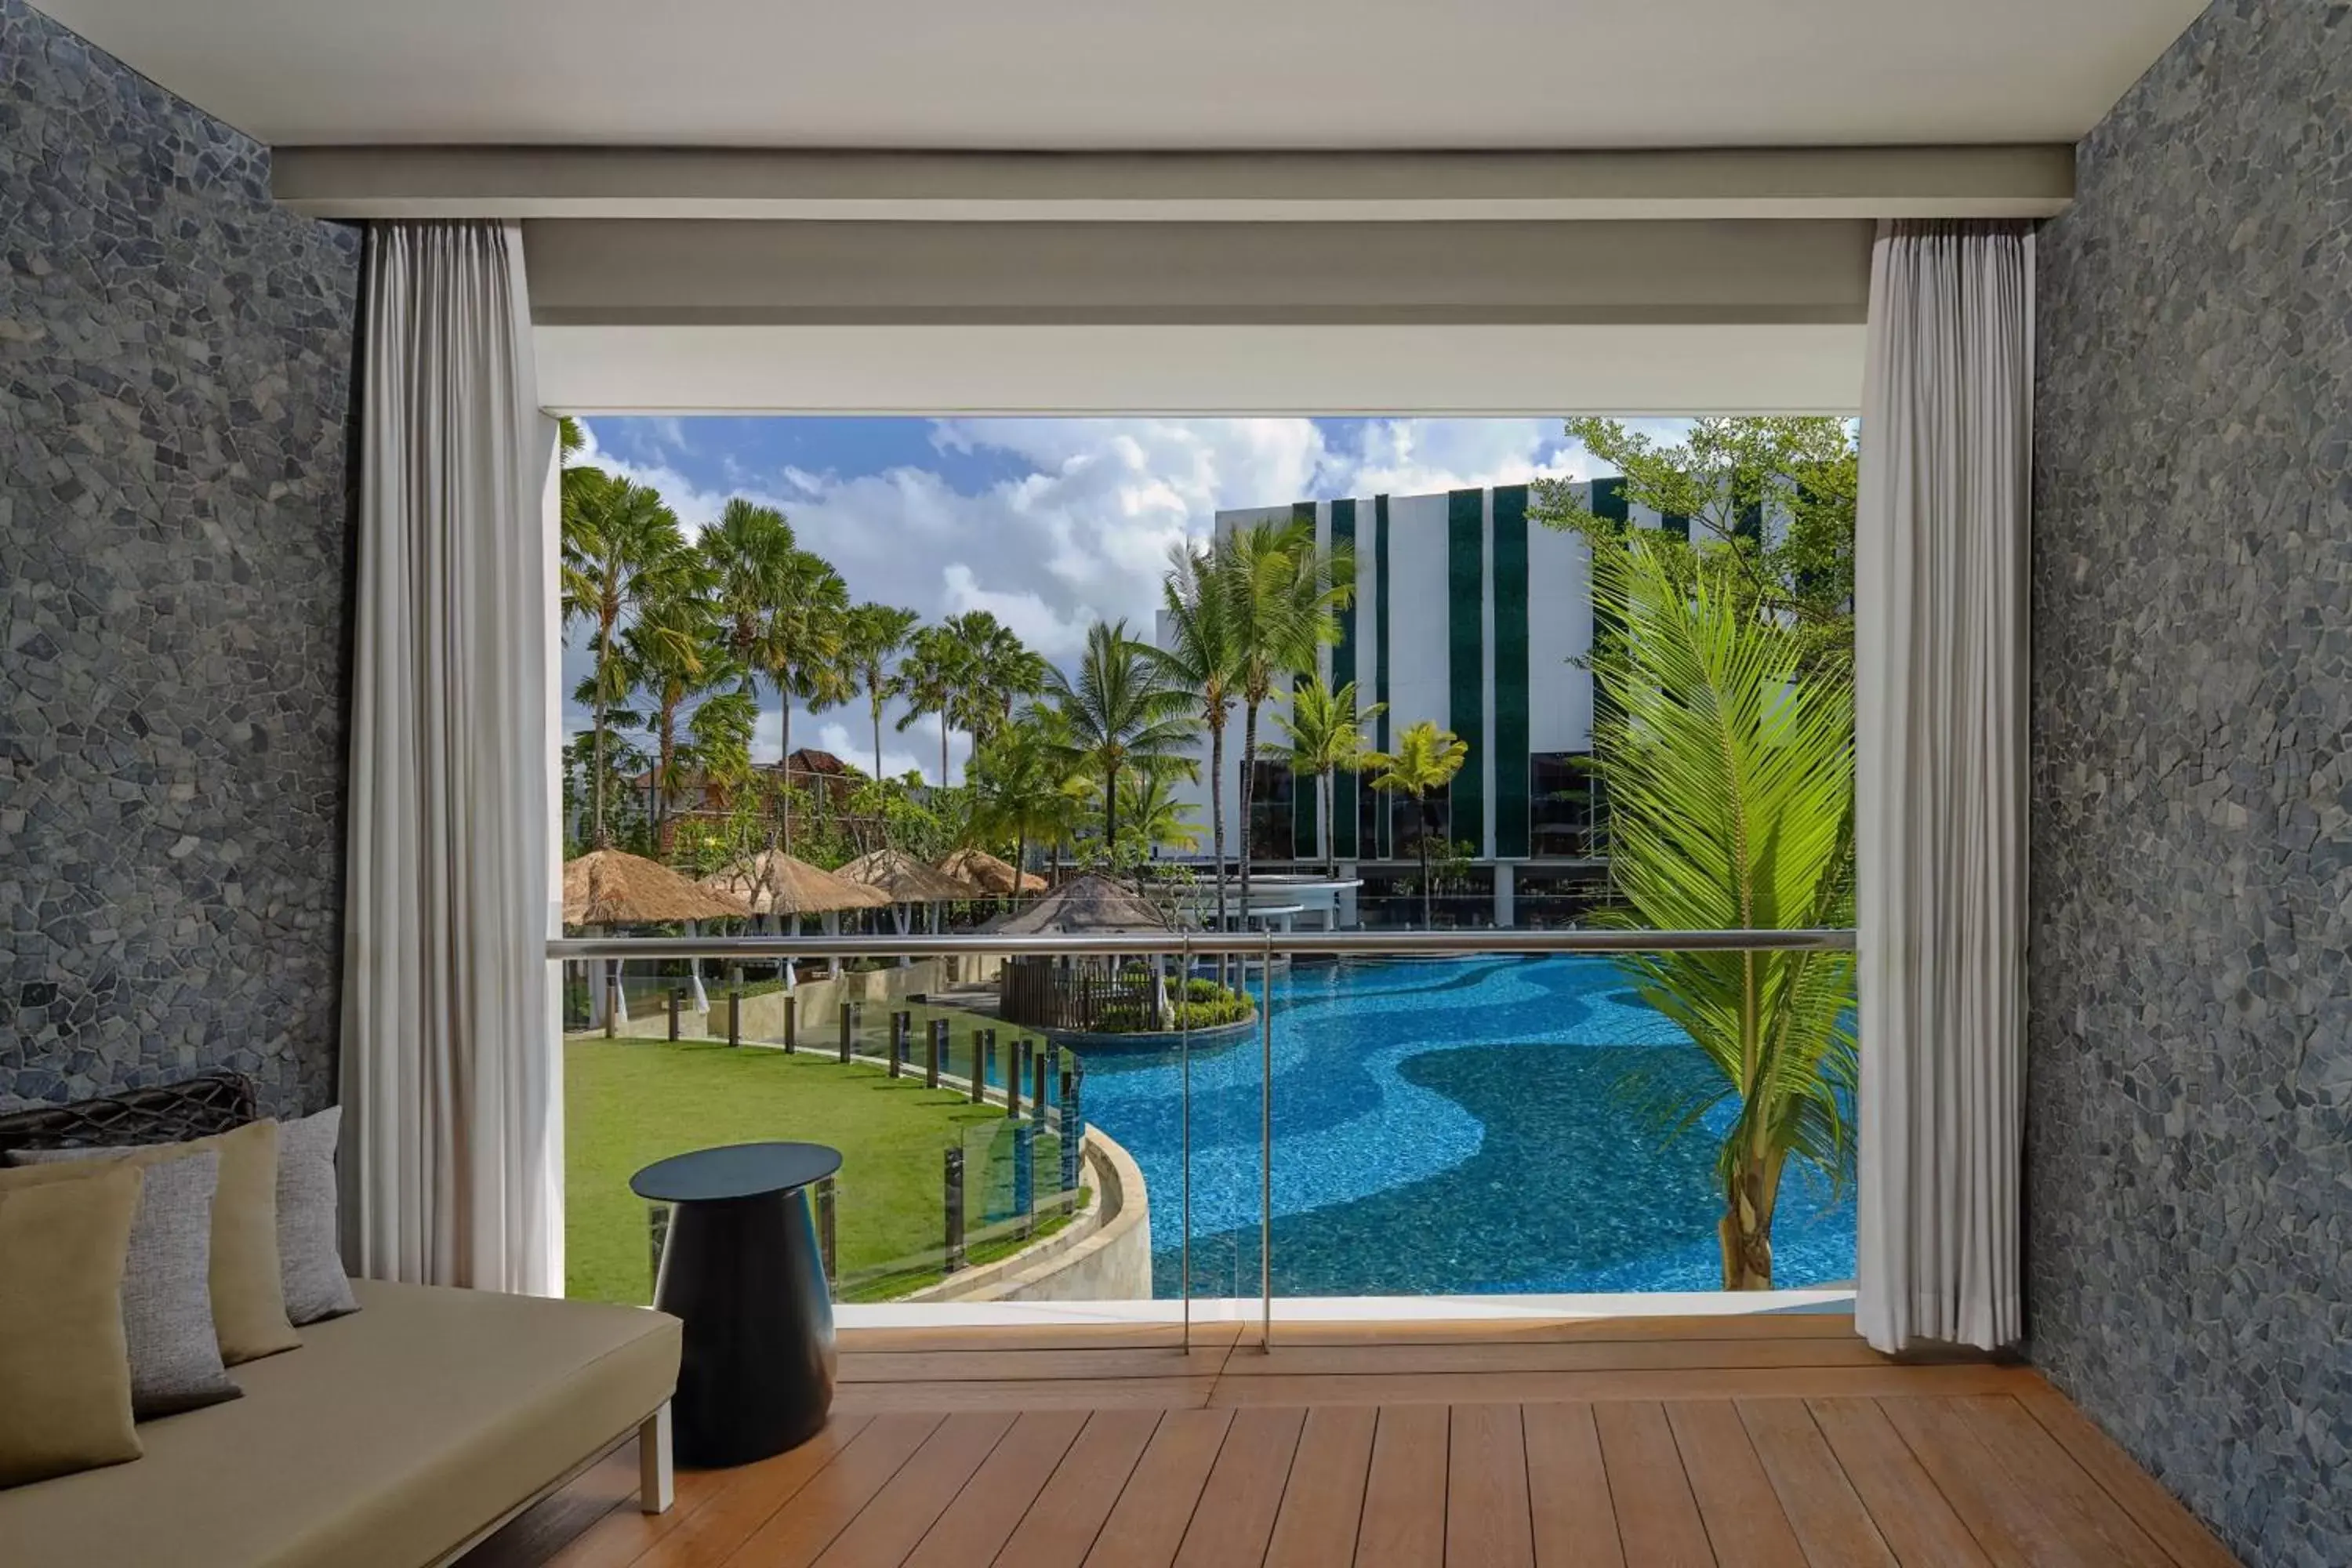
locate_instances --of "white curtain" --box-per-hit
[1856,220,2032,1352]
[342,222,560,1295]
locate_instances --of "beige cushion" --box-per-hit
[13,1120,299,1363]
[0,1165,144,1487]
[0,1279,681,1568]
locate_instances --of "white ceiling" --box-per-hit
[41,0,2205,151]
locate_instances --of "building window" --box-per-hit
[1529,752,1602,859]
[1247,760,1294,861]
[1390,793,1453,859]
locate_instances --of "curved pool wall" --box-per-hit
[1069,955,1858,1299]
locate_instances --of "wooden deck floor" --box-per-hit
[462,1316,2238,1568]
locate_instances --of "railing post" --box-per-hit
[1006,1037,1023,1120]
[604,970,619,1038]
[887,1011,905,1078]
[1031,1042,1047,1117]
[897,1010,914,1069]
[943,1146,966,1274]
[1011,1121,1034,1239]
[667,985,682,1041]
[925,1018,945,1089]
[815,1176,837,1293]
[782,990,794,1053]
[969,1029,987,1102]
[727,964,742,1047]
[1060,1063,1081,1193]
[837,1001,853,1064]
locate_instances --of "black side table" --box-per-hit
[631,1142,843,1466]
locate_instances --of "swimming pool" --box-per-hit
[1070,955,1857,1298]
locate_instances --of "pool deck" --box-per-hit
[460,1313,2239,1568]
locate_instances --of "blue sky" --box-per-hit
[565,416,1627,781]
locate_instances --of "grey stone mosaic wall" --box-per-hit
[1,0,360,1116]
[2030,2,2352,1563]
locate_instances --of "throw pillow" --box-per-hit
[276,1107,358,1325]
[0,1163,145,1487]
[0,1151,240,1419]
[12,1120,299,1364]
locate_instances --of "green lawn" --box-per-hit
[566,1036,1070,1305]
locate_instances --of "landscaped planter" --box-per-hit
[1045,1011,1258,1052]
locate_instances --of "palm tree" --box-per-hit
[616,575,720,844]
[895,624,969,787]
[1119,765,1203,855]
[763,548,850,850]
[1042,619,1196,858]
[942,610,1049,750]
[1582,539,1857,1291]
[964,715,1069,897]
[699,499,795,704]
[842,603,921,783]
[1267,673,1385,879]
[561,479,694,847]
[1223,517,1353,925]
[1365,720,1469,930]
[1147,540,1243,938]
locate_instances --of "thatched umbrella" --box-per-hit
[838,847,988,963]
[562,851,749,1027]
[703,851,889,987]
[978,873,1171,935]
[939,847,1047,898]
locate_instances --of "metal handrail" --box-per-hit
[546,927,1854,960]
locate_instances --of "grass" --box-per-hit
[567,1035,1073,1305]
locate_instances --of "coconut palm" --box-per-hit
[1118,766,1202,855]
[1266,673,1385,879]
[841,603,921,783]
[1146,539,1243,938]
[561,479,695,847]
[1365,720,1469,930]
[1223,517,1353,923]
[1042,619,1196,857]
[964,715,1070,898]
[942,610,1050,750]
[894,623,970,787]
[1583,539,1857,1291]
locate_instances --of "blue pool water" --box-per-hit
[1069,956,1857,1298]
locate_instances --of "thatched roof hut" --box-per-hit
[979,873,1172,935]
[563,850,749,927]
[938,847,1046,897]
[838,847,985,903]
[702,852,889,917]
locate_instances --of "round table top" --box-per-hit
[630,1142,843,1203]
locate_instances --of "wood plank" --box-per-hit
[1210,1361,2042,1408]
[1734,1399,1896,1568]
[839,1323,1234,1355]
[1951,1396,2173,1567]
[1523,1403,1624,1568]
[1264,1313,1860,1347]
[836,1376,1214,1414]
[993,1409,1164,1568]
[568,1422,858,1568]
[2014,1388,2243,1568]
[1262,1406,1377,1568]
[1806,1398,1991,1568]
[898,1410,1090,1568]
[1664,1400,1807,1568]
[1353,1403,1448,1568]
[720,1413,946,1568]
[1446,1403,1534,1568]
[1082,1408,1235,1568]
[1592,1402,1714,1568]
[809,1411,1016,1567]
[1226,1337,1889,1377]
[1171,1406,1306,1567]
[1876,1397,2072,1567]
[839,1345,1233,1383]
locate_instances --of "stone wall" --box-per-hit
[2030,2,2352,1562]
[1,0,361,1115]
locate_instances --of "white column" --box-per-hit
[1494,862,1516,929]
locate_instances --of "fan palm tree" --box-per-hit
[1584,538,1857,1291]
[1267,673,1385,879]
[1146,539,1243,937]
[1223,517,1353,924]
[942,610,1050,750]
[1042,619,1196,857]
[895,623,970,787]
[1365,720,1469,930]
[842,603,921,783]
[763,548,850,849]
[561,479,695,847]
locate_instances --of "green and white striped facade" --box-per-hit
[1164,481,1663,866]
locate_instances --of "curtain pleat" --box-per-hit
[1856,220,2032,1352]
[342,221,557,1294]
